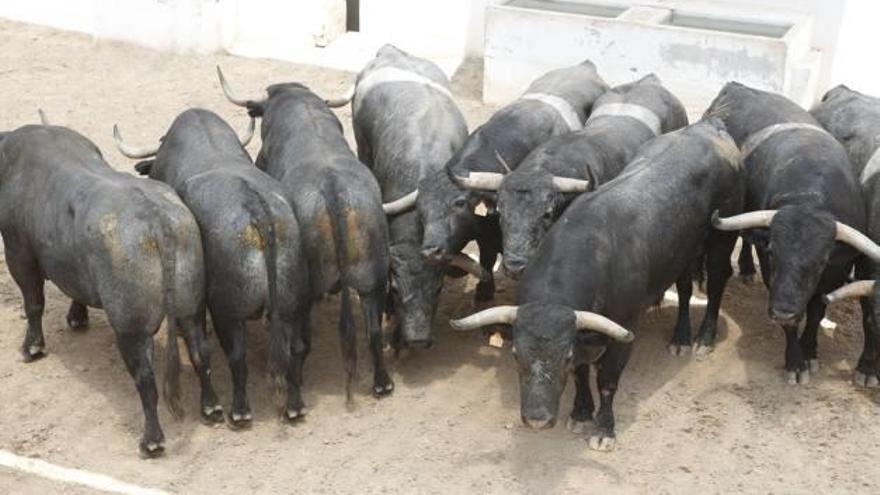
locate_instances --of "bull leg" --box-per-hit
[799,295,825,380]
[212,316,251,428]
[782,323,808,385]
[285,308,311,422]
[5,242,47,362]
[66,302,89,331]
[178,315,223,424]
[737,238,757,283]
[567,364,594,433]
[474,219,501,303]
[668,273,693,356]
[856,296,880,387]
[361,289,394,397]
[693,234,736,355]
[115,329,164,457]
[589,343,631,451]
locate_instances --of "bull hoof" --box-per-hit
[667,343,691,357]
[808,359,820,373]
[284,407,307,424]
[372,380,394,397]
[692,343,714,356]
[587,434,616,452]
[785,369,810,385]
[22,345,46,363]
[855,371,880,388]
[138,440,166,459]
[739,273,755,284]
[566,416,591,434]
[227,411,253,430]
[200,404,224,425]
[67,318,89,331]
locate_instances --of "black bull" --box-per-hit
[450,118,746,451]
[0,123,211,457]
[114,108,313,425]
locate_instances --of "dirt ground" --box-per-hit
[0,19,878,495]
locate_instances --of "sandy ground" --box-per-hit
[0,19,878,495]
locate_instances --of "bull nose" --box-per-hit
[503,257,528,278]
[522,415,556,430]
[769,308,800,325]
[421,246,448,263]
[401,337,435,349]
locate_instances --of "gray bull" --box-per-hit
[218,68,394,397]
[114,108,313,425]
[812,85,880,387]
[327,44,486,347]
[0,119,212,457]
[455,74,688,277]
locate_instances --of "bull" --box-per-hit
[114,108,313,425]
[326,44,486,347]
[811,84,880,387]
[218,68,394,397]
[450,118,745,450]
[0,116,213,457]
[706,82,876,384]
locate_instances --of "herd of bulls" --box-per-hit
[2,44,880,458]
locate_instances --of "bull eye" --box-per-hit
[453,197,467,209]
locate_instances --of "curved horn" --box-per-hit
[573,311,635,343]
[494,150,511,172]
[449,306,518,331]
[823,280,875,304]
[382,190,418,216]
[112,124,159,159]
[217,65,261,108]
[37,109,50,125]
[449,253,490,282]
[835,222,880,262]
[238,116,256,147]
[451,171,505,191]
[712,210,777,231]
[326,84,355,108]
[552,176,590,193]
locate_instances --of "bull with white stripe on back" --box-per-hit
[706,82,874,385]
[457,74,687,279]
[417,60,607,307]
[811,84,880,387]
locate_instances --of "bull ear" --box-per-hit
[134,160,154,176]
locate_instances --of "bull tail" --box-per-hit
[156,209,183,419]
[323,180,357,400]
[241,180,289,405]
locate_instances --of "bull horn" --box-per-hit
[451,171,505,191]
[38,109,50,125]
[573,311,635,343]
[449,305,518,331]
[823,280,875,304]
[112,124,159,159]
[712,210,777,231]
[326,84,355,108]
[217,65,262,108]
[382,190,418,215]
[238,116,256,147]
[449,253,490,282]
[835,222,880,262]
[494,150,512,172]
[552,176,590,193]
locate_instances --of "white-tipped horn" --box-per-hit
[37,109,49,125]
[449,305,518,331]
[824,280,876,304]
[112,124,159,159]
[326,84,355,108]
[712,210,777,231]
[573,311,635,343]
[217,65,260,108]
[552,176,590,193]
[453,172,505,191]
[835,222,880,262]
[238,116,256,147]
[382,190,418,215]
[449,253,490,282]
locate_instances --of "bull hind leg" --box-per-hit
[737,238,757,283]
[178,314,223,424]
[693,233,736,355]
[66,301,89,331]
[474,217,501,303]
[284,305,311,422]
[360,288,394,397]
[4,240,47,362]
[668,273,693,356]
[855,297,880,387]
[212,316,252,428]
[567,364,594,433]
[115,329,164,457]
[589,343,632,452]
